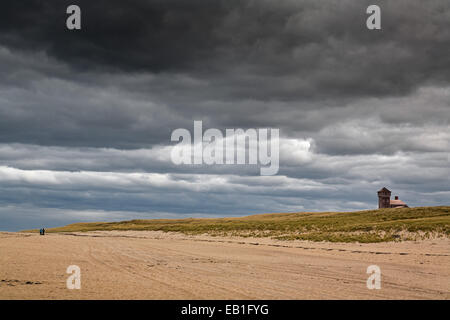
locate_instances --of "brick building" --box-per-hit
[377,187,409,209]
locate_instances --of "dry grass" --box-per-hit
[23,206,450,243]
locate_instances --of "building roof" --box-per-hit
[390,199,407,206]
[378,187,391,193]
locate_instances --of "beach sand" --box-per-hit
[0,231,448,299]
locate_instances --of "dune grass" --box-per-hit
[23,206,450,243]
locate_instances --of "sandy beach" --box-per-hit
[0,231,448,299]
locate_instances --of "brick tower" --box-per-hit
[377,187,391,209]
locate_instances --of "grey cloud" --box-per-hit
[0,1,449,230]
[1,1,450,99]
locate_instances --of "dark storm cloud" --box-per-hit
[0,1,449,231]
[1,0,449,149]
[1,0,449,144]
[0,46,448,151]
[1,0,450,99]
[0,0,228,72]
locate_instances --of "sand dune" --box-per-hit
[0,231,448,299]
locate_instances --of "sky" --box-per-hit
[0,0,449,231]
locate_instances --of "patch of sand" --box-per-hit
[0,231,448,299]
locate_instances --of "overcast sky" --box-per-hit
[0,0,449,231]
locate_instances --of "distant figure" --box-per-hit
[40,228,45,235]
[42,228,45,235]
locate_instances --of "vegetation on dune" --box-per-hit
[23,206,450,243]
